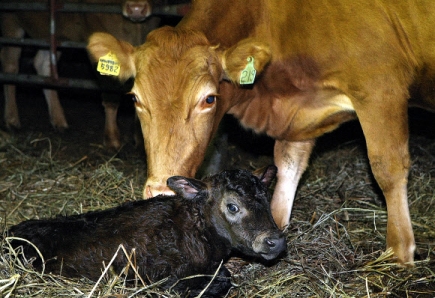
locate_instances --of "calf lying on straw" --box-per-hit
[6,166,285,297]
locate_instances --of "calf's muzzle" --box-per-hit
[253,231,286,260]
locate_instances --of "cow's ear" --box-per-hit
[221,38,271,84]
[87,32,136,81]
[253,165,277,187]
[167,176,207,199]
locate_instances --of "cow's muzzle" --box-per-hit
[144,180,175,198]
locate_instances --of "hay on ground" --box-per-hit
[1,129,434,297]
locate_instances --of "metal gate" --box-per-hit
[0,0,190,92]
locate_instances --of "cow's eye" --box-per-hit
[227,203,239,213]
[205,95,216,105]
[127,92,138,103]
[199,94,218,111]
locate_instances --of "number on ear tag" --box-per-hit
[97,52,120,76]
[239,56,256,85]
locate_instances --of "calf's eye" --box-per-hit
[227,203,239,213]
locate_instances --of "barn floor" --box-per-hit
[1,52,435,297]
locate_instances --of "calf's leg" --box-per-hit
[166,266,232,297]
[272,139,315,230]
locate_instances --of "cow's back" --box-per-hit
[180,0,435,78]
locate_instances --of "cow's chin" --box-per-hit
[125,16,148,22]
[144,184,175,199]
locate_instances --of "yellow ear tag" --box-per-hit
[97,52,120,76]
[239,56,256,85]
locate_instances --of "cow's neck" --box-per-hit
[223,63,357,142]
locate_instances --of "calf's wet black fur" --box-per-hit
[6,166,285,297]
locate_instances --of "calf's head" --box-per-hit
[167,165,286,260]
[87,27,271,198]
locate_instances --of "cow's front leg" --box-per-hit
[34,50,69,131]
[356,91,414,266]
[272,139,315,230]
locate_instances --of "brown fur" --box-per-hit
[87,0,435,266]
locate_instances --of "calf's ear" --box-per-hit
[254,165,277,187]
[87,32,136,81]
[167,176,207,199]
[221,38,272,84]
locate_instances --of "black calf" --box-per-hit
[7,166,285,297]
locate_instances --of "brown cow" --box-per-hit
[1,0,160,149]
[87,0,435,266]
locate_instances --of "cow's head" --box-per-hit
[122,0,152,22]
[167,166,286,260]
[87,26,271,198]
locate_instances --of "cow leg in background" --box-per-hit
[1,46,22,129]
[272,139,315,230]
[1,14,24,129]
[98,74,133,151]
[354,87,414,266]
[33,50,69,131]
[102,94,121,150]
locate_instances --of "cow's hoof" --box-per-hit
[5,120,21,131]
[53,124,69,133]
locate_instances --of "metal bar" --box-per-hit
[0,2,189,16]
[0,72,124,93]
[0,1,190,92]
[151,3,190,16]
[0,2,122,14]
[0,37,86,49]
[49,0,59,80]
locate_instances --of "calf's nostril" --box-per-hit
[266,238,276,248]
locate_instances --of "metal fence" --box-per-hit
[0,1,189,92]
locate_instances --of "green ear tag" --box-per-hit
[239,56,256,85]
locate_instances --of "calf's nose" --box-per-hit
[266,238,277,248]
[265,235,286,255]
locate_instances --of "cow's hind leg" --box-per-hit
[272,139,315,230]
[33,50,69,131]
[355,86,414,266]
